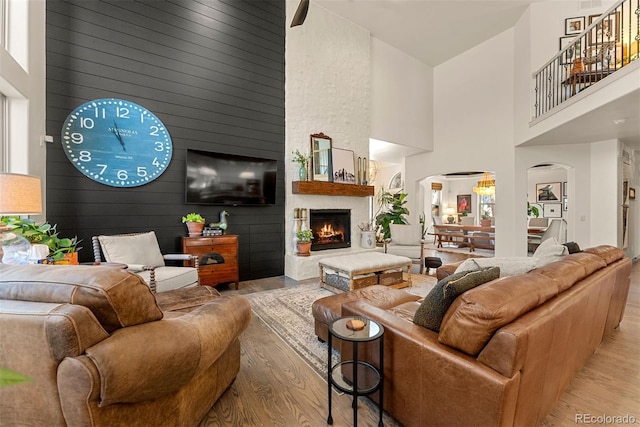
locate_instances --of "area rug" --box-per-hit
[244,277,438,380]
[245,283,339,379]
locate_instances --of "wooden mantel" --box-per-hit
[292,181,374,197]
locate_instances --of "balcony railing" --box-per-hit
[533,0,639,119]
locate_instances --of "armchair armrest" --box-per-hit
[163,254,199,269]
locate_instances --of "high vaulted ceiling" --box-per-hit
[310,0,640,152]
[315,0,539,66]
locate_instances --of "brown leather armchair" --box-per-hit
[0,263,251,426]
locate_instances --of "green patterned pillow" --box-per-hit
[413,267,500,332]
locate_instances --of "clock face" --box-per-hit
[61,98,173,187]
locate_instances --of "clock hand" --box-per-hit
[112,120,126,152]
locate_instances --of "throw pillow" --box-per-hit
[533,237,568,259]
[563,241,582,254]
[533,237,568,268]
[456,257,537,277]
[453,258,480,273]
[413,266,500,332]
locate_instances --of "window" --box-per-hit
[479,193,495,220]
[0,0,45,175]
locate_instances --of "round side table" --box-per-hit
[327,316,384,427]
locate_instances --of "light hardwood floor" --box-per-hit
[201,258,640,427]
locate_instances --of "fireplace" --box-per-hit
[309,209,351,251]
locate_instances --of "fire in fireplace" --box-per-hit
[309,209,351,251]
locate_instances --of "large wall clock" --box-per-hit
[61,98,173,187]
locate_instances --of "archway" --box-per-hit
[526,162,572,252]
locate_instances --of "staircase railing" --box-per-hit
[532,0,639,119]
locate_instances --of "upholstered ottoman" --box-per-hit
[311,284,421,350]
[319,252,412,292]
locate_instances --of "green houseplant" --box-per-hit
[295,229,314,256]
[182,213,205,237]
[374,187,409,240]
[0,216,80,262]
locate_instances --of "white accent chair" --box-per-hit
[384,224,425,274]
[527,218,566,252]
[92,231,199,293]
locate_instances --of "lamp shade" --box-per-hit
[444,207,456,216]
[0,173,43,215]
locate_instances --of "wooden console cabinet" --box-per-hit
[181,235,239,289]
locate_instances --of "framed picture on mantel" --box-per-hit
[331,148,356,184]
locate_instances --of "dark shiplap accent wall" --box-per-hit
[46,0,285,280]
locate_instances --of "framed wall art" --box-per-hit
[536,182,562,202]
[589,12,620,45]
[559,36,582,64]
[630,188,636,200]
[331,148,356,184]
[457,194,472,214]
[565,16,585,35]
[543,203,563,218]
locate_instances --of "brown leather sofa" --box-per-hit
[0,264,251,426]
[337,245,631,427]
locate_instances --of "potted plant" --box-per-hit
[480,206,492,227]
[181,213,205,237]
[374,187,409,240]
[0,216,80,263]
[527,202,539,218]
[295,229,314,256]
[292,149,311,181]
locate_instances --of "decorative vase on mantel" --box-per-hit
[298,164,308,181]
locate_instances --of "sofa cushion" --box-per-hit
[455,257,537,277]
[584,245,625,265]
[98,231,165,268]
[0,264,163,332]
[438,272,561,356]
[413,267,500,332]
[533,252,607,292]
[135,267,199,293]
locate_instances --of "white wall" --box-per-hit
[406,29,519,256]
[285,2,371,274]
[370,38,433,151]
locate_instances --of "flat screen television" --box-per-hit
[186,149,277,206]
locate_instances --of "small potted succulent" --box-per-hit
[181,213,205,237]
[295,229,314,256]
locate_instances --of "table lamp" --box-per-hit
[0,173,43,263]
[444,207,457,224]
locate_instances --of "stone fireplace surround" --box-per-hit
[285,189,377,281]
